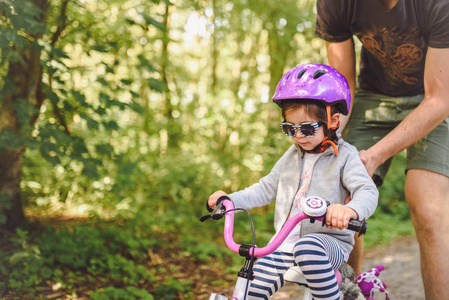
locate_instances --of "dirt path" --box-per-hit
[273,235,424,299]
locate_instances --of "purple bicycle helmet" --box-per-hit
[272,63,351,115]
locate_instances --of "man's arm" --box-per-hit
[361,47,449,176]
[326,39,357,132]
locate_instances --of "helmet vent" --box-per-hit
[297,69,307,79]
[313,70,327,79]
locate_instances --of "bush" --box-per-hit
[90,286,154,300]
[0,220,159,298]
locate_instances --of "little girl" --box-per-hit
[208,63,378,300]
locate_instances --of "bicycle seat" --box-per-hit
[284,266,342,286]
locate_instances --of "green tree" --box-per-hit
[1,0,323,229]
[0,0,167,230]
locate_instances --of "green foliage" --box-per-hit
[0,221,161,298]
[0,0,46,55]
[5,229,45,292]
[37,224,156,280]
[90,286,154,300]
[377,152,410,219]
[155,278,194,300]
[180,235,227,261]
[364,213,415,249]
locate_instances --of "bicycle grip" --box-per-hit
[206,195,230,212]
[201,196,229,222]
[347,219,367,237]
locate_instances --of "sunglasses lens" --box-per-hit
[281,124,296,137]
[299,124,316,137]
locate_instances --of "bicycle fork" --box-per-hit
[210,247,257,300]
[209,272,252,300]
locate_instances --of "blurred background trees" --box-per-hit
[0,0,410,298]
[1,0,333,229]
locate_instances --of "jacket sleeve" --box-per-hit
[341,146,379,220]
[230,146,295,210]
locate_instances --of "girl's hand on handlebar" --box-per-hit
[325,204,358,230]
[208,190,229,209]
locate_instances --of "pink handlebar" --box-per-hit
[222,199,323,257]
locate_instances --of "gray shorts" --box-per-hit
[343,88,449,187]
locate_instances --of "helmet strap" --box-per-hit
[326,106,340,131]
[307,136,338,155]
[324,106,339,155]
[322,137,339,155]
[307,106,339,155]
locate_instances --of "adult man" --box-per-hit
[315,0,449,298]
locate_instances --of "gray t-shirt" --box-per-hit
[315,0,449,97]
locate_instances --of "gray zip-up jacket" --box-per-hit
[230,139,378,255]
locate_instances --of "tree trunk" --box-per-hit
[161,3,180,150]
[0,0,48,231]
[0,54,40,230]
[0,148,26,230]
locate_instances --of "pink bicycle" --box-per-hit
[200,196,367,300]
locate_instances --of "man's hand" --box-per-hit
[359,149,383,178]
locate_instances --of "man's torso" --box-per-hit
[315,0,449,96]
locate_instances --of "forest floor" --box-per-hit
[1,218,424,299]
[272,235,424,299]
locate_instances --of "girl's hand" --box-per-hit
[325,204,358,230]
[208,190,228,209]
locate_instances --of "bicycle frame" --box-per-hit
[200,196,366,300]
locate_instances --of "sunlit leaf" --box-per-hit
[142,15,165,30]
[137,55,157,72]
[149,78,164,92]
[103,121,119,131]
[97,77,108,86]
[92,45,109,53]
[87,119,99,130]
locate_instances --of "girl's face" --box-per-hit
[284,107,325,151]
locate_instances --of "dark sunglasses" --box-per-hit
[280,121,325,137]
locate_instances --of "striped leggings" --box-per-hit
[247,234,344,300]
